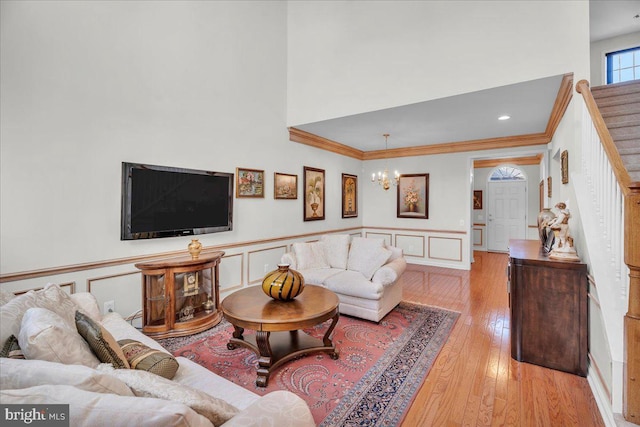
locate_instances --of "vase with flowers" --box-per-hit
[403,180,420,212]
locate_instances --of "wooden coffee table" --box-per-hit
[221,285,339,387]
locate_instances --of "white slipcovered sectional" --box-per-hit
[0,284,314,427]
[281,234,407,322]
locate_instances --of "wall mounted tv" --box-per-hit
[121,162,233,240]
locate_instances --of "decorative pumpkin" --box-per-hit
[262,264,305,301]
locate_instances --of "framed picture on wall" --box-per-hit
[236,168,264,198]
[397,173,429,219]
[547,176,552,198]
[341,173,357,218]
[561,150,569,184]
[303,166,325,221]
[473,190,483,210]
[274,172,297,199]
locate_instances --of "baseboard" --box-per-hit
[588,368,616,427]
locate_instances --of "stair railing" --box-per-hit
[576,79,640,423]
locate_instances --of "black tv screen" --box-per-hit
[121,162,233,240]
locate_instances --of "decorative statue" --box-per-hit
[546,202,580,262]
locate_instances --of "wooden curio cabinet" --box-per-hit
[135,251,224,339]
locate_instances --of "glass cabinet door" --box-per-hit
[144,274,166,327]
[174,267,214,325]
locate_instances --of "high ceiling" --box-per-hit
[291,1,640,155]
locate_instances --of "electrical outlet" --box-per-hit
[264,263,269,273]
[103,300,115,315]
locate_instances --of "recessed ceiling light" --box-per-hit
[498,115,511,121]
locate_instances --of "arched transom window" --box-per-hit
[489,166,526,181]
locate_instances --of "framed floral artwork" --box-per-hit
[561,150,569,184]
[236,168,264,198]
[473,190,483,210]
[274,172,297,199]
[397,173,429,219]
[341,173,357,218]
[303,166,325,221]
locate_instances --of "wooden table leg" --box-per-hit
[255,330,272,387]
[227,325,244,350]
[324,312,340,360]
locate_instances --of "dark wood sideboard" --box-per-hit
[508,239,588,376]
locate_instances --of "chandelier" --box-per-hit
[371,133,399,191]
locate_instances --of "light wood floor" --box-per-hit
[401,251,605,426]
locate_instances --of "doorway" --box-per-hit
[486,170,527,252]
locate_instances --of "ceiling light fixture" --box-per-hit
[371,133,400,191]
[498,115,511,121]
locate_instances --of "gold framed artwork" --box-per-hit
[303,166,325,221]
[274,172,297,199]
[397,173,429,219]
[341,173,357,218]
[473,190,483,210]
[547,176,552,198]
[236,168,264,198]
[561,150,569,184]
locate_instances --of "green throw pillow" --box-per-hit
[0,335,24,359]
[75,311,130,369]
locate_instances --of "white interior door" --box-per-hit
[487,180,527,252]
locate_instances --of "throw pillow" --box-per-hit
[75,311,129,369]
[320,234,351,269]
[70,292,102,322]
[347,237,392,280]
[292,241,330,270]
[118,339,179,379]
[0,288,16,306]
[18,307,100,367]
[0,358,133,396]
[0,283,84,347]
[98,364,239,427]
[0,334,24,359]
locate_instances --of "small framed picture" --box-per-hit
[561,150,569,184]
[236,168,264,198]
[473,190,483,210]
[303,166,325,221]
[397,173,429,219]
[342,173,357,218]
[274,172,297,199]
[547,176,552,198]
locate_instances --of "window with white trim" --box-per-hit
[489,166,525,181]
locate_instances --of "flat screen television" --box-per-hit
[121,162,233,240]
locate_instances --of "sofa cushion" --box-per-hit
[18,307,100,367]
[295,268,343,286]
[347,237,392,280]
[71,292,103,322]
[0,334,24,359]
[324,270,384,300]
[0,283,84,347]
[0,385,212,427]
[293,241,330,270]
[386,245,404,262]
[320,234,350,269]
[98,364,240,427]
[221,390,315,427]
[118,339,179,379]
[76,311,129,369]
[0,358,133,396]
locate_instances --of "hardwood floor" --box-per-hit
[401,251,604,426]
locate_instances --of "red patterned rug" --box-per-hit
[158,302,458,426]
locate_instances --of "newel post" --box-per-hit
[625,190,640,422]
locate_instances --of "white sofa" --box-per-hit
[282,235,407,322]
[0,284,314,427]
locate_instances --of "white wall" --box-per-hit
[287,0,590,125]
[590,31,640,86]
[0,1,362,275]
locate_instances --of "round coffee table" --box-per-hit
[221,285,339,387]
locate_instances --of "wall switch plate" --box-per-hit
[103,300,115,315]
[264,263,269,273]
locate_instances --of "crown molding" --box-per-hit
[289,73,574,160]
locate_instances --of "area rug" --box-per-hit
[158,302,459,426]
